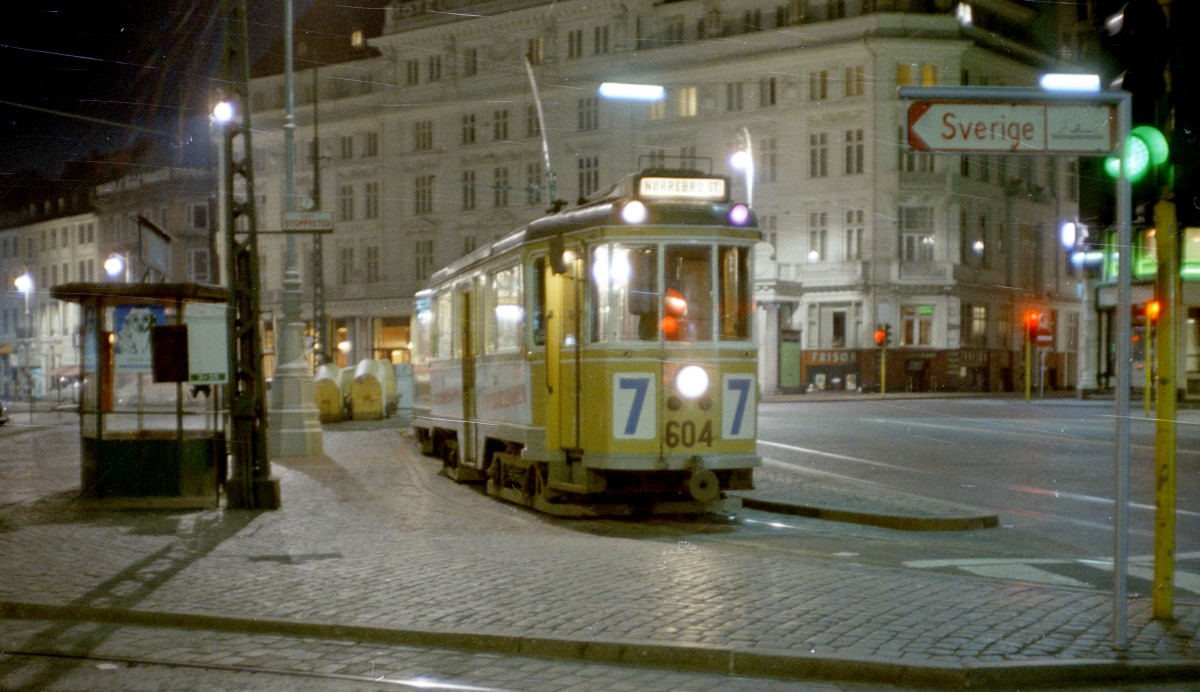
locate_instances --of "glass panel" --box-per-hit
[1182,227,1200,279]
[590,243,658,342]
[718,245,752,340]
[531,256,548,346]
[487,264,522,352]
[434,290,453,359]
[664,244,714,342]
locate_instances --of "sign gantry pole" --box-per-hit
[900,85,1133,650]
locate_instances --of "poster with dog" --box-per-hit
[114,304,165,372]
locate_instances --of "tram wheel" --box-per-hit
[442,439,459,469]
[687,468,720,504]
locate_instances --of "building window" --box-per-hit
[900,206,935,261]
[845,128,864,175]
[415,175,435,215]
[899,127,934,172]
[493,109,509,140]
[415,239,434,280]
[902,305,934,346]
[363,132,378,157]
[578,156,600,198]
[191,203,209,229]
[577,97,599,131]
[461,113,476,145]
[406,59,419,85]
[593,25,610,54]
[845,65,865,96]
[679,146,696,170]
[897,62,938,86]
[525,162,542,205]
[677,86,697,118]
[492,167,509,208]
[364,182,379,219]
[365,245,380,283]
[567,28,583,59]
[462,170,477,210]
[462,48,477,77]
[965,304,987,347]
[726,82,744,112]
[649,99,666,121]
[186,249,210,283]
[809,132,828,178]
[338,184,354,221]
[759,77,776,107]
[428,55,442,82]
[759,137,777,183]
[844,209,863,260]
[338,246,354,285]
[808,70,828,101]
[527,38,543,64]
[414,120,433,151]
[526,104,540,138]
[808,212,827,261]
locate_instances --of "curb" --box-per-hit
[738,496,1001,531]
[4,601,1197,689]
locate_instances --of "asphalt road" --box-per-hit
[755,396,1200,598]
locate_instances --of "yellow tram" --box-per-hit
[411,168,760,516]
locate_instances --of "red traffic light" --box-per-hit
[874,323,891,347]
[1024,310,1041,342]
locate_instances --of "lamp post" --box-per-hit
[14,272,33,422]
[269,0,323,457]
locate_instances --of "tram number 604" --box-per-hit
[664,420,714,448]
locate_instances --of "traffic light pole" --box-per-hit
[1152,197,1178,620]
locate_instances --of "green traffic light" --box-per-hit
[1104,125,1168,181]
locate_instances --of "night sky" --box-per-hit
[0,2,304,183]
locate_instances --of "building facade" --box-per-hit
[0,167,216,402]
[243,0,1083,393]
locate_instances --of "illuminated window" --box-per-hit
[487,265,523,352]
[1182,227,1200,279]
[678,86,697,117]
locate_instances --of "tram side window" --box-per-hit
[590,243,658,342]
[664,244,713,341]
[487,264,523,352]
[413,299,433,363]
[532,256,547,346]
[434,290,454,359]
[719,245,752,340]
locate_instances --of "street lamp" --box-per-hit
[729,126,755,208]
[104,254,126,281]
[14,272,33,421]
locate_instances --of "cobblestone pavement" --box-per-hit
[0,416,1198,689]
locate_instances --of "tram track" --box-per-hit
[1,649,507,690]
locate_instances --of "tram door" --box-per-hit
[544,250,582,451]
[459,283,476,465]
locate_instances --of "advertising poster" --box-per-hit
[114,304,165,372]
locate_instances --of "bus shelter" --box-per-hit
[50,283,229,508]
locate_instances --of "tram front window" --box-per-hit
[591,243,658,342]
[664,245,713,341]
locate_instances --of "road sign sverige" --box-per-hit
[906,101,1116,154]
[281,211,334,232]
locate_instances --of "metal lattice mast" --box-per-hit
[220,0,279,509]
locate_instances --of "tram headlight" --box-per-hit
[675,365,709,399]
[620,200,648,225]
[727,203,751,226]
